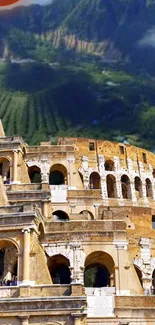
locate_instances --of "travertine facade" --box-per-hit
[1,122,155,324]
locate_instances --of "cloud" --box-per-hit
[139,27,155,48]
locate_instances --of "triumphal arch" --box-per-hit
[0,121,155,324]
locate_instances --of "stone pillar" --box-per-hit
[113,156,120,172]
[43,200,49,218]
[22,228,31,285]
[114,241,129,295]
[40,158,50,183]
[130,179,137,205]
[12,150,18,183]
[141,181,148,206]
[68,157,75,189]
[101,177,108,200]
[72,314,82,325]
[70,242,85,284]
[115,177,123,200]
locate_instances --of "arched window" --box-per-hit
[135,177,142,199]
[152,270,155,293]
[84,251,115,288]
[121,175,131,199]
[48,254,71,284]
[0,240,18,286]
[28,165,41,183]
[52,210,69,221]
[152,215,155,229]
[104,160,114,171]
[106,174,117,198]
[146,178,153,198]
[134,265,143,287]
[0,158,10,184]
[89,172,101,189]
[79,210,94,220]
[49,164,67,185]
[84,264,110,287]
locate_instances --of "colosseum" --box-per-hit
[0,120,155,325]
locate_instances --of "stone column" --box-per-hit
[12,149,18,183]
[130,179,137,205]
[72,314,82,325]
[141,180,148,206]
[22,228,31,285]
[115,177,123,200]
[101,177,108,200]
[114,241,128,295]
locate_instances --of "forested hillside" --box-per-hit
[0,0,155,148]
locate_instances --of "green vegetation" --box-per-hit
[0,0,155,148]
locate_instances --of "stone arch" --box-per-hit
[104,160,114,171]
[0,239,19,285]
[79,172,83,183]
[48,254,71,284]
[89,172,101,189]
[28,165,41,183]
[38,223,45,241]
[152,269,155,291]
[79,210,94,220]
[106,174,117,198]
[121,175,131,199]
[49,164,67,185]
[52,210,69,221]
[152,215,155,229]
[84,251,115,287]
[134,265,143,287]
[135,176,142,199]
[0,157,11,184]
[146,178,153,198]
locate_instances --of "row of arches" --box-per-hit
[1,239,155,291]
[106,175,153,199]
[28,164,154,200]
[29,164,67,185]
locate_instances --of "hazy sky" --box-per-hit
[0,0,48,10]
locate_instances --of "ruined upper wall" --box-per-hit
[57,137,155,170]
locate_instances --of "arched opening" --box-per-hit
[48,254,71,284]
[79,172,83,183]
[38,223,44,241]
[106,174,117,198]
[49,164,67,185]
[135,176,142,199]
[0,240,18,286]
[52,210,69,221]
[134,265,143,287]
[79,210,94,220]
[28,165,41,183]
[0,158,10,184]
[146,178,153,198]
[104,160,114,171]
[89,172,101,189]
[152,215,155,229]
[121,175,131,199]
[84,251,115,288]
[152,270,155,294]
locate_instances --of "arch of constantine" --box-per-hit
[0,121,155,324]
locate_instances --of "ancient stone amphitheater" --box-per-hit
[0,120,155,325]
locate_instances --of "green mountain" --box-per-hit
[0,0,155,148]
